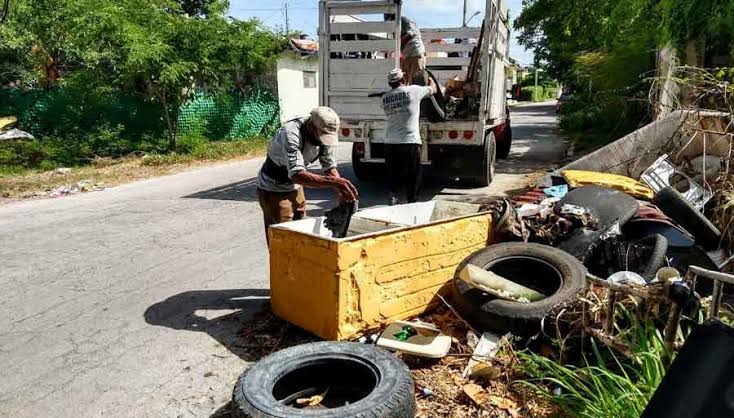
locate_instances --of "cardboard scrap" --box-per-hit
[463,383,489,407]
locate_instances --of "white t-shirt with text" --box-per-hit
[381,85,433,145]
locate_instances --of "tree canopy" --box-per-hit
[0,0,286,148]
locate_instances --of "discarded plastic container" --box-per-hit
[269,201,493,340]
[654,267,681,283]
[376,321,452,358]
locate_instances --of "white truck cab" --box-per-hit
[318,0,511,186]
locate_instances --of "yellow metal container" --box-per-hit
[268,201,493,340]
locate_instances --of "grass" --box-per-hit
[519,320,669,418]
[0,138,268,199]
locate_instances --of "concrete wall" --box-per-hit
[561,110,732,179]
[561,111,684,178]
[276,52,319,123]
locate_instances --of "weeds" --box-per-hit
[520,318,669,418]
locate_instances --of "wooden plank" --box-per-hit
[330,73,385,91]
[330,21,394,35]
[330,40,396,52]
[327,2,396,16]
[425,43,475,53]
[329,96,385,119]
[329,59,394,75]
[431,70,467,83]
[421,28,481,41]
[426,57,472,67]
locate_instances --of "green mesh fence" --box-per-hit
[177,87,280,140]
[0,86,280,141]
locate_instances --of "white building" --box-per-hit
[276,39,319,123]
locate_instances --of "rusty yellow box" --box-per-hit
[268,201,493,340]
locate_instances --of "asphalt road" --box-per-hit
[0,101,565,417]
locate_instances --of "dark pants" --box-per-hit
[384,143,422,203]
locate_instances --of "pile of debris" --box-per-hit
[227,110,734,417]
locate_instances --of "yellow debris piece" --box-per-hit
[0,116,17,131]
[561,169,654,200]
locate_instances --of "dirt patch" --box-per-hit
[0,139,267,202]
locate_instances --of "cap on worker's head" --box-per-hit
[387,68,405,84]
[310,106,340,146]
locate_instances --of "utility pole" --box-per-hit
[462,0,467,27]
[284,2,290,36]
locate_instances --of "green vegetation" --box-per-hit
[515,0,734,148]
[520,85,558,102]
[0,0,285,175]
[520,322,668,418]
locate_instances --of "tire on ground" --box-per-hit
[232,342,415,418]
[652,186,721,250]
[451,242,587,335]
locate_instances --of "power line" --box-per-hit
[229,7,317,11]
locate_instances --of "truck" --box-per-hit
[318,0,512,186]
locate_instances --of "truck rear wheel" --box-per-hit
[472,131,496,187]
[351,143,382,182]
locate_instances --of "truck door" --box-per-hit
[318,0,402,121]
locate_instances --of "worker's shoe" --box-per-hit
[389,196,399,206]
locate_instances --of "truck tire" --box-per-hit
[232,342,414,418]
[451,243,587,335]
[652,187,721,250]
[472,131,496,187]
[351,143,382,182]
[494,123,512,159]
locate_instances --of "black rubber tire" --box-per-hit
[351,143,383,182]
[636,234,669,279]
[232,342,414,418]
[473,131,496,187]
[451,243,587,335]
[496,125,512,159]
[652,187,721,250]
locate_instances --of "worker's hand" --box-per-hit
[333,177,358,203]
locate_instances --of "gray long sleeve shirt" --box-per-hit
[257,118,337,192]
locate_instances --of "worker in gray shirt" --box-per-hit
[257,107,358,241]
[381,69,436,205]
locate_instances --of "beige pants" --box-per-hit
[401,54,427,85]
[257,187,306,244]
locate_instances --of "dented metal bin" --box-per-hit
[268,201,493,340]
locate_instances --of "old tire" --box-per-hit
[352,143,383,182]
[473,131,496,187]
[451,243,587,335]
[652,187,721,250]
[232,342,414,418]
[636,234,669,279]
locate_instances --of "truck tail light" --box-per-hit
[463,131,474,140]
[355,142,365,154]
[448,130,459,140]
[341,128,350,137]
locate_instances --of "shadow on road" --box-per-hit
[145,290,319,418]
[183,177,259,202]
[144,289,316,362]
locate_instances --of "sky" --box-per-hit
[228,0,534,66]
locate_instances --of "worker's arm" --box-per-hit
[291,170,358,202]
[324,167,341,178]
